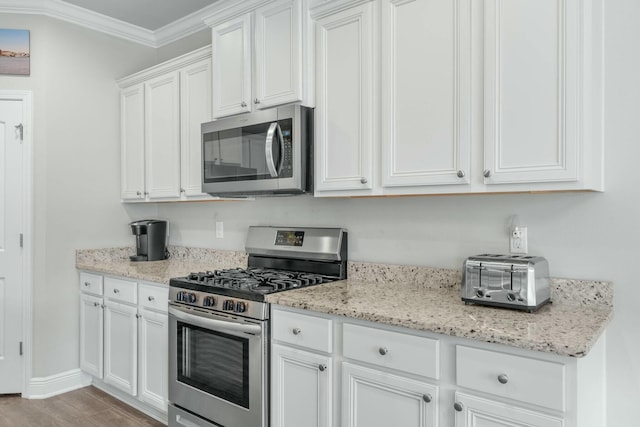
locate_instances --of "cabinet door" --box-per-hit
[180,59,212,197]
[381,0,471,187]
[138,308,168,413]
[271,344,332,427]
[145,71,181,199]
[212,14,252,118]
[483,0,580,184]
[254,0,303,109]
[314,2,375,192]
[120,84,145,200]
[79,293,103,378]
[454,392,563,427]
[104,301,138,396]
[342,362,437,427]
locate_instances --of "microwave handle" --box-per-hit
[265,122,284,177]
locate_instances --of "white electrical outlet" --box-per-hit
[215,221,224,239]
[510,226,528,254]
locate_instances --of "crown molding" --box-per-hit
[0,0,216,48]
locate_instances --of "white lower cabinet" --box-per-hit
[79,271,168,418]
[271,305,606,427]
[104,300,138,396]
[342,362,437,427]
[453,392,563,427]
[271,344,332,427]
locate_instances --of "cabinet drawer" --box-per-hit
[138,283,168,312]
[79,272,103,296]
[456,345,566,411]
[104,277,137,304]
[272,309,332,353]
[343,323,439,380]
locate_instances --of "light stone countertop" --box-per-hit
[76,247,612,357]
[266,261,613,358]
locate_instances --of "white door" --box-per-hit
[0,96,25,394]
[314,2,375,192]
[79,293,103,378]
[271,344,332,427]
[138,308,168,412]
[342,362,437,427]
[212,13,253,118]
[145,71,181,200]
[254,0,303,109]
[104,300,138,396]
[454,393,563,427]
[381,0,472,187]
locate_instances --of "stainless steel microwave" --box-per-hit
[202,105,313,196]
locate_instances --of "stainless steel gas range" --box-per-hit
[167,226,347,427]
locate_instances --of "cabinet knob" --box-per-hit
[84,282,90,287]
[93,302,99,307]
[422,394,432,403]
[360,177,368,184]
[148,296,155,301]
[457,170,465,178]
[180,188,185,193]
[241,101,247,108]
[497,374,509,384]
[454,402,464,412]
[135,313,141,319]
[378,347,388,356]
[113,289,119,294]
[483,169,492,178]
[318,364,327,372]
[144,191,149,196]
[136,191,142,197]
[254,98,260,104]
[292,328,301,335]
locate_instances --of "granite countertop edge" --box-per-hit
[76,247,613,358]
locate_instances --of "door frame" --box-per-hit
[1,90,34,395]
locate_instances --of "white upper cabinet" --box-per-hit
[313,1,375,193]
[482,0,602,190]
[381,0,471,188]
[118,46,215,202]
[211,14,253,117]
[313,0,604,197]
[145,71,181,200]
[206,0,311,119]
[255,0,304,108]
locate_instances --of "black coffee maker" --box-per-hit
[129,220,168,262]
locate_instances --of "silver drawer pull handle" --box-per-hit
[497,374,509,384]
[113,289,120,294]
[148,296,155,301]
[378,347,388,356]
[318,364,327,372]
[292,328,301,335]
[422,394,432,403]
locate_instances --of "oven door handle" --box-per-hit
[169,306,262,336]
[265,122,283,177]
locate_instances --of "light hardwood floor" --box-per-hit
[0,386,165,427]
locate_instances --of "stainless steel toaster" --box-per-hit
[462,254,551,312]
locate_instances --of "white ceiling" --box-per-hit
[61,0,219,31]
[0,0,224,47]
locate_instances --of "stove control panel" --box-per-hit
[169,287,268,320]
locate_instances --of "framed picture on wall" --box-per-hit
[0,29,30,76]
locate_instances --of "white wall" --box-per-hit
[0,14,159,376]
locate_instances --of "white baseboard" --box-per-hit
[24,368,92,399]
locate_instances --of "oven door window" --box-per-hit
[176,321,250,409]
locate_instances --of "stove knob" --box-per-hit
[224,300,235,311]
[507,293,517,302]
[235,302,247,313]
[204,296,216,307]
[176,291,185,302]
[186,293,197,304]
[476,289,485,298]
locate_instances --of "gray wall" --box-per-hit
[2,0,639,425]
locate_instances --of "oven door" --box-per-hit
[168,303,268,427]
